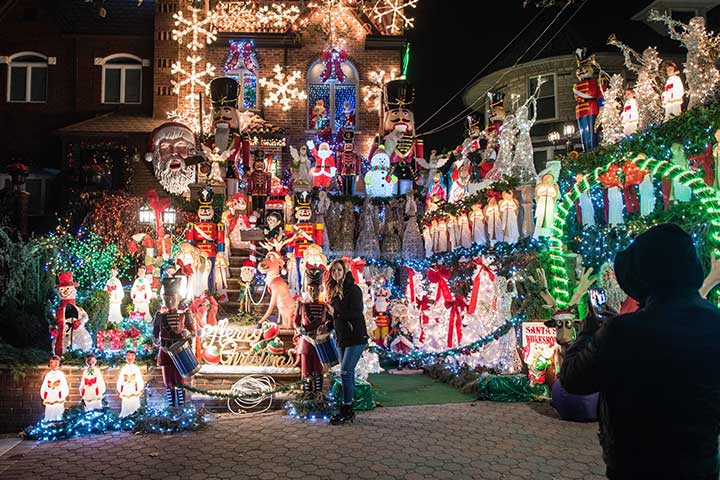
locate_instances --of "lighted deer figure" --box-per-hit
[530,267,595,385]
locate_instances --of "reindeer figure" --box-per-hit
[530,267,595,385]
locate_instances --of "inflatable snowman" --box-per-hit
[364,146,397,197]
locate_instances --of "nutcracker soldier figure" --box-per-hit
[340,130,361,196]
[245,152,272,219]
[375,78,424,195]
[185,186,225,293]
[573,48,603,151]
[285,191,325,291]
[153,276,195,407]
[294,273,328,394]
[307,140,337,189]
[209,77,251,177]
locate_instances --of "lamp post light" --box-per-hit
[138,205,155,226]
[563,124,576,152]
[162,207,177,227]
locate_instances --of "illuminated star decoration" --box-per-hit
[368,0,418,34]
[172,6,218,52]
[362,68,398,111]
[258,65,308,112]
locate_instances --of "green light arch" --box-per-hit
[547,156,720,308]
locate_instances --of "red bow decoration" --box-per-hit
[341,256,366,284]
[427,266,452,303]
[320,48,348,83]
[72,320,80,330]
[84,377,97,386]
[445,293,468,347]
[622,160,648,187]
[485,190,502,201]
[107,285,117,292]
[146,189,171,238]
[416,295,431,325]
[598,164,623,189]
[176,258,194,276]
[405,267,416,302]
[467,258,496,314]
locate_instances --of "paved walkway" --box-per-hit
[0,402,606,480]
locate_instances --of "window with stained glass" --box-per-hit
[307,58,358,132]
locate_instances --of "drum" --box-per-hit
[312,333,340,369]
[165,339,201,378]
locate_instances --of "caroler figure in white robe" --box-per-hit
[470,204,487,245]
[106,267,124,324]
[534,174,559,238]
[117,352,145,418]
[41,357,69,422]
[80,355,106,411]
[485,197,503,245]
[447,216,458,251]
[670,143,692,202]
[575,174,595,227]
[430,220,440,254]
[458,213,473,249]
[436,219,449,253]
[607,186,625,226]
[499,191,520,244]
[423,225,434,258]
[639,173,656,216]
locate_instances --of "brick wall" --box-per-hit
[153,0,180,117]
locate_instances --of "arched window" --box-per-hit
[99,54,142,104]
[7,52,48,103]
[226,67,258,110]
[307,56,358,132]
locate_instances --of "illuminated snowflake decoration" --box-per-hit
[171,55,216,100]
[215,1,301,33]
[362,68,398,111]
[368,0,418,34]
[172,6,218,52]
[258,65,307,112]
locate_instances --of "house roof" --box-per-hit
[244,112,285,136]
[57,113,167,135]
[52,0,155,36]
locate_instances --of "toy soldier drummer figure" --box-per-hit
[153,276,195,407]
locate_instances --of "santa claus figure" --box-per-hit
[209,76,252,180]
[307,140,337,189]
[53,272,90,355]
[185,186,225,293]
[41,355,69,422]
[662,61,685,122]
[374,79,424,195]
[145,122,197,196]
[573,48,603,151]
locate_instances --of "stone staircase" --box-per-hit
[219,246,271,319]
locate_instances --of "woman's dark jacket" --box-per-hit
[328,272,368,348]
[561,224,720,479]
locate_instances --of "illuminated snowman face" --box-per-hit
[370,151,391,169]
[58,286,76,300]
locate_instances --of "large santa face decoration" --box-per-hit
[383,79,416,135]
[148,122,196,195]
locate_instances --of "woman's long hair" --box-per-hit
[325,259,348,301]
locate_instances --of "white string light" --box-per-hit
[258,65,308,112]
[172,6,218,52]
[362,68,398,111]
[368,0,418,34]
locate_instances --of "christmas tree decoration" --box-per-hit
[117,350,145,418]
[381,200,402,258]
[650,10,720,109]
[41,356,69,422]
[402,191,425,259]
[596,74,624,146]
[356,198,381,258]
[314,191,332,255]
[258,65,307,112]
[608,34,664,129]
[573,48,603,151]
[172,5,218,52]
[80,354,106,412]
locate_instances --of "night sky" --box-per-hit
[405,0,688,153]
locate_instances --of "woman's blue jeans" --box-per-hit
[337,344,366,405]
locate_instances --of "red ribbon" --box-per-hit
[445,293,468,347]
[405,267,416,302]
[320,48,348,83]
[146,189,171,239]
[427,266,451,303]
[467,258,496,314]
[416,295,431,324]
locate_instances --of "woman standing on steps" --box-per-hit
[322,259,368,425]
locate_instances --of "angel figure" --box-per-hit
[201,144,237,186]
[416,150,452,190]
[290,145,313,191]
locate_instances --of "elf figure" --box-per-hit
[372,281,392,346]
[294,271,329,394]
[80,353,106,411]
[339,130,361,196]
[185,186,225,293]
[117,350,144,417]
[307,140,337,189]
[131,265,153,322]
[374,78,424,195]
[573,48,603,151]
[41,355,69,422]
[106,266,124,324]
[53,271,90,355]
[238,260,257,314]
[245,154,272,218]
[153,276,195,408]
[621,84,639,136]
[285,191,324,291]
[662,61,685,121]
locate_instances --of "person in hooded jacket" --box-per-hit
[322,259,369,425]
[561,224,720,480]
